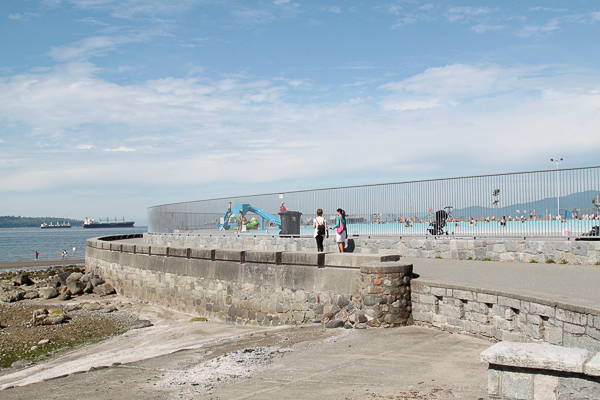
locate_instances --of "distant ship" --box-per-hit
[83,217,135,229]
[40,222,72,229]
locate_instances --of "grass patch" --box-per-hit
[530,259,538,263]
[0,334,108,369]
[435,255,442,259]
[482,257,492,261]
[467,257,473,260]
[190,317,207,322]
[546,259,556,264]
[561,259,569,264]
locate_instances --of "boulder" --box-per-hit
[49,275,66,289]
[0,289,25,303]
[12,274,34,286]
[80,273,92,283]
[325,319,344,329]
[129,320,153,330]
[57,289,72,301]
[83,282,93,294]
[82,302,102,310]
[12,360,33,369]
[90,277,105,287]
[93,283,116,296]
[23,290,39,300]
[67,281,84,296]
[39,287,58,299]
[66,272,83,284]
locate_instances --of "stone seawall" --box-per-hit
[412,280,600,353]
[146,233,600,265]
[85,237,412,328]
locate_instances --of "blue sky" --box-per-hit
[1,0,599,223]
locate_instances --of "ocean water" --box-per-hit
[0,227,147,263]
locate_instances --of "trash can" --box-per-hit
[279,211,302,236]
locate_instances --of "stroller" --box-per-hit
[427,206,453,236]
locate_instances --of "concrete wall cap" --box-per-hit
[360,262,413,274]
[324,253,401,268]
[245,251,281,264]
[480,341,591,373]
[584,353,600,376]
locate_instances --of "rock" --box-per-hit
[129,320,153,330]
[23,290,39,300]
[66,272,83,284]
[93,283,115,296]
[12,359,33,369]
[80,273,92,283]
[99,305,117,313]
[57,271,71,282]
[90,277,105,287]
[344,322,353,329]
[38,339,50,345]
[0,289,25,303]
[49,275,66,289]
[83,282,93,294]
[367,319,381,327]
[67,281,84,296]
[12,274,34,286]
[357,313,368,323]
[337,295,349,308]
[39,287,58,299]
[32,309,48,321]
[325,319,344,329]
[355,323,368,329]
[57,289,72,301]
[30,345,38,352]
[37,314,67,325]
[82,302,102,310]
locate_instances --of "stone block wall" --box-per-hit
[146,233,600,265]
[85,238,411,328]
[481,341,600,399]
[412,281,600,352]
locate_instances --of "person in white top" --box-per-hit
[313,208,329,252]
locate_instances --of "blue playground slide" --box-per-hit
[218,203,281,231]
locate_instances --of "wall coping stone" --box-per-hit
[136,245,150,254]
[280,251,324,267]
[584,353,600,376]
[413,278,600,316]
[190,248,215,260]
[122,243,135,253]
[481,341,592,374]
[168,247,189,258]
[361,262,413,274]
[110,243,122,252]
[150,245,168,256]
[215,249,245,262]
[325,253,401,268]
[245,250,282,265]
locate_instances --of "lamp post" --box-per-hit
[550,158,563,219]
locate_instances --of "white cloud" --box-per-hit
[273,0,289,5]
[471,24,505,34]
[1,61,600,203]
[48,34,150,61]
[320,6,342,14]
[103,146,135,152]
[447,6,497,22]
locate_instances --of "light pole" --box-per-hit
[551,158,563,219]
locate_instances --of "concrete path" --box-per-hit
[405,257,600,310]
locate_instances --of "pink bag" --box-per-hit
[336,217,344,234]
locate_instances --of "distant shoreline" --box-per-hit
[0,259,85,270]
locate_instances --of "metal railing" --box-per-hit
[148,166,600,237]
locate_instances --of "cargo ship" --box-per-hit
[40,222,72,229]
[83,217,135,228]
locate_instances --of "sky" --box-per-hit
[1,0,599,224]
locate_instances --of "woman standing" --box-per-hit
[236,210,243,233]
[330,208,347,253]
[313,209,328,252]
